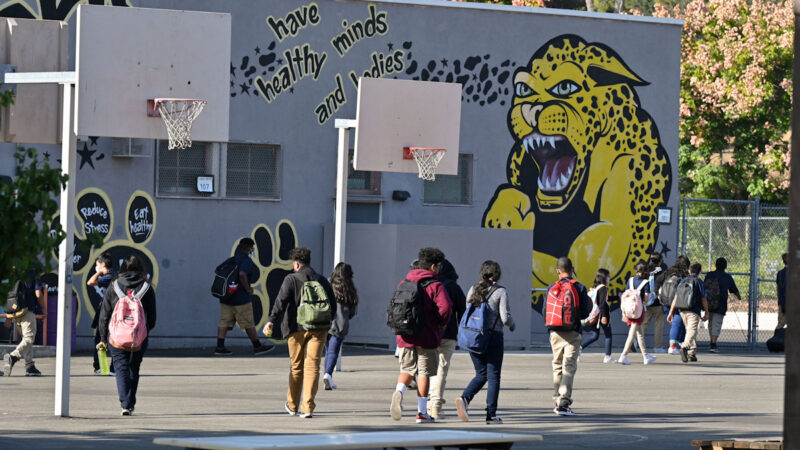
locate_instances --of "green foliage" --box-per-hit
[0,91,69,305]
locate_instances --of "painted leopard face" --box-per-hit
[508,35,647,211]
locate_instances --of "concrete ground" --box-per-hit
[1,345,784,449]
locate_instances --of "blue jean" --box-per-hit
[461,332,504,418]
[669,312,686,344]
[581,323,613,356]
[324,334,344,375]
[109,338,148,410]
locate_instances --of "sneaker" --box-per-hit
[668,346,680,355]
[679,347,689,363]
[214,346,233,356]
[555,405,575,416]
[285,402,297,416]
[415,412,435,423]
[654,348,667,354]
[323,374,336,390]
[94,369,102,375]
[121,408,132,416]
[408,379,418,390]
[429,405,441,420]
[603,355,617,364]
[253,343,274,356]
[644,355,656,365]
[108,370,116,376]
[617,355,630,365]
[25,365,42,376]
[456,396,469,422]
[709,344,718,353]
[577,349,582,362]
[3,354,19,376]
[486,416,503,424]
[299,411,313,419]
[390,391,403,421]
[689,355,698,362]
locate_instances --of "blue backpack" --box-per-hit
[457,286,500,354]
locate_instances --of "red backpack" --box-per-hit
[108,281,149,351]
[545,279,580,331]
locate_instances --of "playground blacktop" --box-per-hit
[1,345,784,449]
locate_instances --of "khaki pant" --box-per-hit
[621,323,648,357]
[11,310,36,369]
[286,329,327,414]
[680,311,700,357]
[429,338,456,410]
[550,330,581,407]
[642,306,665,349]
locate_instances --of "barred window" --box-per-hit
[226,144,280,199]
[423,154,472,205]
[156,141,212,196]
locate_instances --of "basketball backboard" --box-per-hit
[75,5,230,142]
[353,77,461,175]
[0,17,68,144]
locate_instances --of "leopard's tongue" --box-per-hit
[539,156,576,192]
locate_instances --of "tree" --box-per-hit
[0,91,69,304]
[653,0,793,203]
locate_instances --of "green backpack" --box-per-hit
[297,280,332,330]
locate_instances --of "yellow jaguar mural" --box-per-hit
[483,34,672,309]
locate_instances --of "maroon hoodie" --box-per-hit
[396,269,453,349]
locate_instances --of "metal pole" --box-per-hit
[708,217,713,271]
[681,199,688,255]
[784,2,800,444]
[55,82,76,417]
[333,119,355,267]
[750,197,760,349]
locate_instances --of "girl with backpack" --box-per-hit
[97,255,157,416]
[616,261,656,365]
[580,269,615,363]
[455,260,515,424]
[323,262,358,390]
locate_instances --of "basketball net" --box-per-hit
[409,148,446,181]
[155,99,207,150]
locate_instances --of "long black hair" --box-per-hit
[593,268,609,288]
[468,260,501,306]
[117,255,148,281]
[330,262,358,306]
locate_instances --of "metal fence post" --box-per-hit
[681,199,688,256]
[749,196,761,349]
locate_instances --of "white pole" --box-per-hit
[54,82,76,417]
[333,119,356,373]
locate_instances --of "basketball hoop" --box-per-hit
[403,147,447,181]
[147,98,207,150]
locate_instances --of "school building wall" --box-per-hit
[0,0,682,350]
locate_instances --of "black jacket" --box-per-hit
[269,266,336,338]
[439,260,467,340]
[98,271,157,343]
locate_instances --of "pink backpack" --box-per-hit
[620,278,647,321]
[109,281,149,351]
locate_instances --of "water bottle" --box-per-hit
[97,345,110,375]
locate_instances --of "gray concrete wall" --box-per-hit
[323,223,533,349]
[0,0,682,350]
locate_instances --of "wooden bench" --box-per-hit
[692,438,783,450]
[154,429,543,450]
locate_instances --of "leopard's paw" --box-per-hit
[483,187,535,229]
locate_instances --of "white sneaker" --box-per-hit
[603,355,617,364]
[668,346,680,355]
[644,354,657,365]
[390,391,403,421]
[654,348,667,354]
[323,373,337,390]
[456,396,469,422]
[576,349,582,362]
[617,355,631,365]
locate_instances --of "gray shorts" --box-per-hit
[708,312,724,337]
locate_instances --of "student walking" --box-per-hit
[775,253,788,330]
[662,255,690,354]
[88,252,117,374]
[97,256,157,415]
[323,262,358,390]
[388,247,452,424]
[545,257,591,416]
[617,261,656,365]
[2,272,46,377]
[265,247,336,418]
[704,257,740,353]
[668,262,710,363]
[428,259,466,420]
[641,254,667,353]
[580,269,615,363]
[455,260,515,424]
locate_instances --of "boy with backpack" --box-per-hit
[545,257,591,416]
[88,252,117,374]
[667,262,709,363]
[704,257,740,353]
[2,272,46,377]
[265,247,336,419]
[388,248,453,423]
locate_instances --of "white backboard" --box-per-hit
[75,5,230,142]
[354,78,461,175]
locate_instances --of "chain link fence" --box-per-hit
[680,198,788,350]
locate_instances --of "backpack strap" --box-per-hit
[113,280,126,299]
[133,282,150,299]
[484,285,502,330]
[635,279,648,292]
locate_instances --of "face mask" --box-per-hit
[606,277,610,284]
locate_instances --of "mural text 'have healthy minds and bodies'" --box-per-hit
[256,3,400,125]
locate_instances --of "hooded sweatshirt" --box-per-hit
[396,268,453,349]
[438,260,466,341]
[98,271,157,344]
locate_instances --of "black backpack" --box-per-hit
[5,280,30,318]
[704,276,721,312]
[211,257,240,300]
[387,278,435,336]
[673,277,699,310]
[658,275,681,307]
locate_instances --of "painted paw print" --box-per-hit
[50,188,158,326]
[231,220,298,340]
